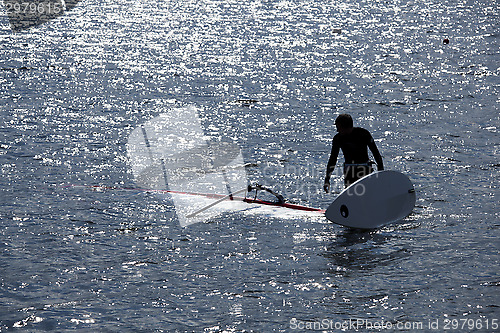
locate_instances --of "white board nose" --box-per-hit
[325,170,416,229]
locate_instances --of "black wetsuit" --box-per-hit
[325,127,384,187]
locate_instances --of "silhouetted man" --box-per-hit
[324,114,384,192]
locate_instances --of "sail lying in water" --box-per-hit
[127,106,247,227]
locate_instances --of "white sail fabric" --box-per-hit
[127,106,247,227]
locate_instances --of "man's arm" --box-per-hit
[368,139,384,170]
[324,140,339,192]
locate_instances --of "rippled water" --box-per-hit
[1,0,499,331]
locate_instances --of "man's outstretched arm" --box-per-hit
[324,143,339,192]
[368,140,384,170]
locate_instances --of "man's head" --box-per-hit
[335,114,353,134]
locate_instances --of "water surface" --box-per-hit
[0,0,498,331]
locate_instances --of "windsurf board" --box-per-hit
[325,170,416,229]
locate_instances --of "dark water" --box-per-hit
[0,0,499,331]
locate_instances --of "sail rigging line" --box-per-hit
[185,188,248,218]
[141,125,169,190]
[61,184,325,213]
[222,170,234,200]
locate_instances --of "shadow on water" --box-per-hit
[321,228,410,275]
